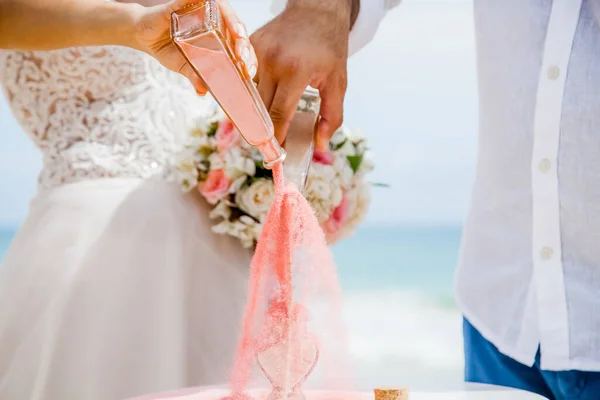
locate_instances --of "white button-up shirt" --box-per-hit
[272,0,600,371]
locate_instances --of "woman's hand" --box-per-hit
[134,0,258,95]
[0,0,257,96]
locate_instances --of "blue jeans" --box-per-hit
[463,318,600,400]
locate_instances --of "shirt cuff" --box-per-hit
[270,0,391,56]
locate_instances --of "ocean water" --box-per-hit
[331,226,465,389]
[0,225,465,390]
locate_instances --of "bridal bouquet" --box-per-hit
[176,108,375,248]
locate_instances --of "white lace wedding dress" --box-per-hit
[0,45,251,400]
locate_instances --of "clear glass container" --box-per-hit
[171,2,319,191]
[170,0,285,167]
[282,87,320,192]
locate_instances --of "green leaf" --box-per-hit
[200,160,210,170]
[346,154,363,174]
[207,122,218,137]
[331,139,347,151]
[253,160,273,180]
[370,182,390,188]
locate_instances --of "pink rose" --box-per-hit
[323,193,350,242]
[312,150,334,166]
[215,118,241,152]
[199,169,231,205]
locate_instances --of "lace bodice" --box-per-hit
[0,46,211,190]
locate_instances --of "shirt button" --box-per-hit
[540,247,554,260]
[538,159,552,173]
[547,66,560,80]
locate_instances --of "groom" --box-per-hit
[252,0,600,399]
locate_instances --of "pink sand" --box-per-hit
[178,42,271,147]
[228,165,355,398]
[129,161,355,400]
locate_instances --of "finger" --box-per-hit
[249,32,262,84]
[235,37,257,79]
[218,0,248,39]
[316,75,346,151]
[249,43,259,79]
[257,72,277,112]
[269,77,308,144]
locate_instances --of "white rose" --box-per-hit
[332,154,354,189]
[232,219,258,248]
[192,119,211,136]
[309,162,337,182]
[330,130,346,148]
[346,127,364,142]
[304,175,343,222]
[355,139,367,155]
[337,139,356,157]
[331,184,344,209]
[360,153,374,172]
[239,215,256,225]
[175,160,199,192]
[209,200,231,220]
[209,152,224,170]
[229,175,248,194]
[212,220,231,235]
[239,235,254,249]
[224,147,255,179]
[235,179,275,221]
[242,157,257,176]
[248,147,263,161]
[345,184,372,233]
[207,108,225,123]
[355,153,375,180]
[178,141,203,166]
[183,135,209,154]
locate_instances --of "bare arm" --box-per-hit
[0,0,141,51]
[0,0,258,95]
[286,0,358,26]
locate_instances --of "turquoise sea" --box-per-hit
[0,224,461,301]
[332,225,460,301]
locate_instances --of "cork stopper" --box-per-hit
[374,387,409,400]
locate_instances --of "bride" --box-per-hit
[0,0,259,399]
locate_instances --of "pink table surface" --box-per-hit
[130,383,548,400]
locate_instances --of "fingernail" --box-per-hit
[248,64,257,79]
[235,23,247,38]
[241,47,251,66]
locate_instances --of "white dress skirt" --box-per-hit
[0,178,251,400]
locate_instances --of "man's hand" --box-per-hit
[134,0,258,95]
[251,0,356,151]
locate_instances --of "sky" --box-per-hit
[0,0,478,228]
